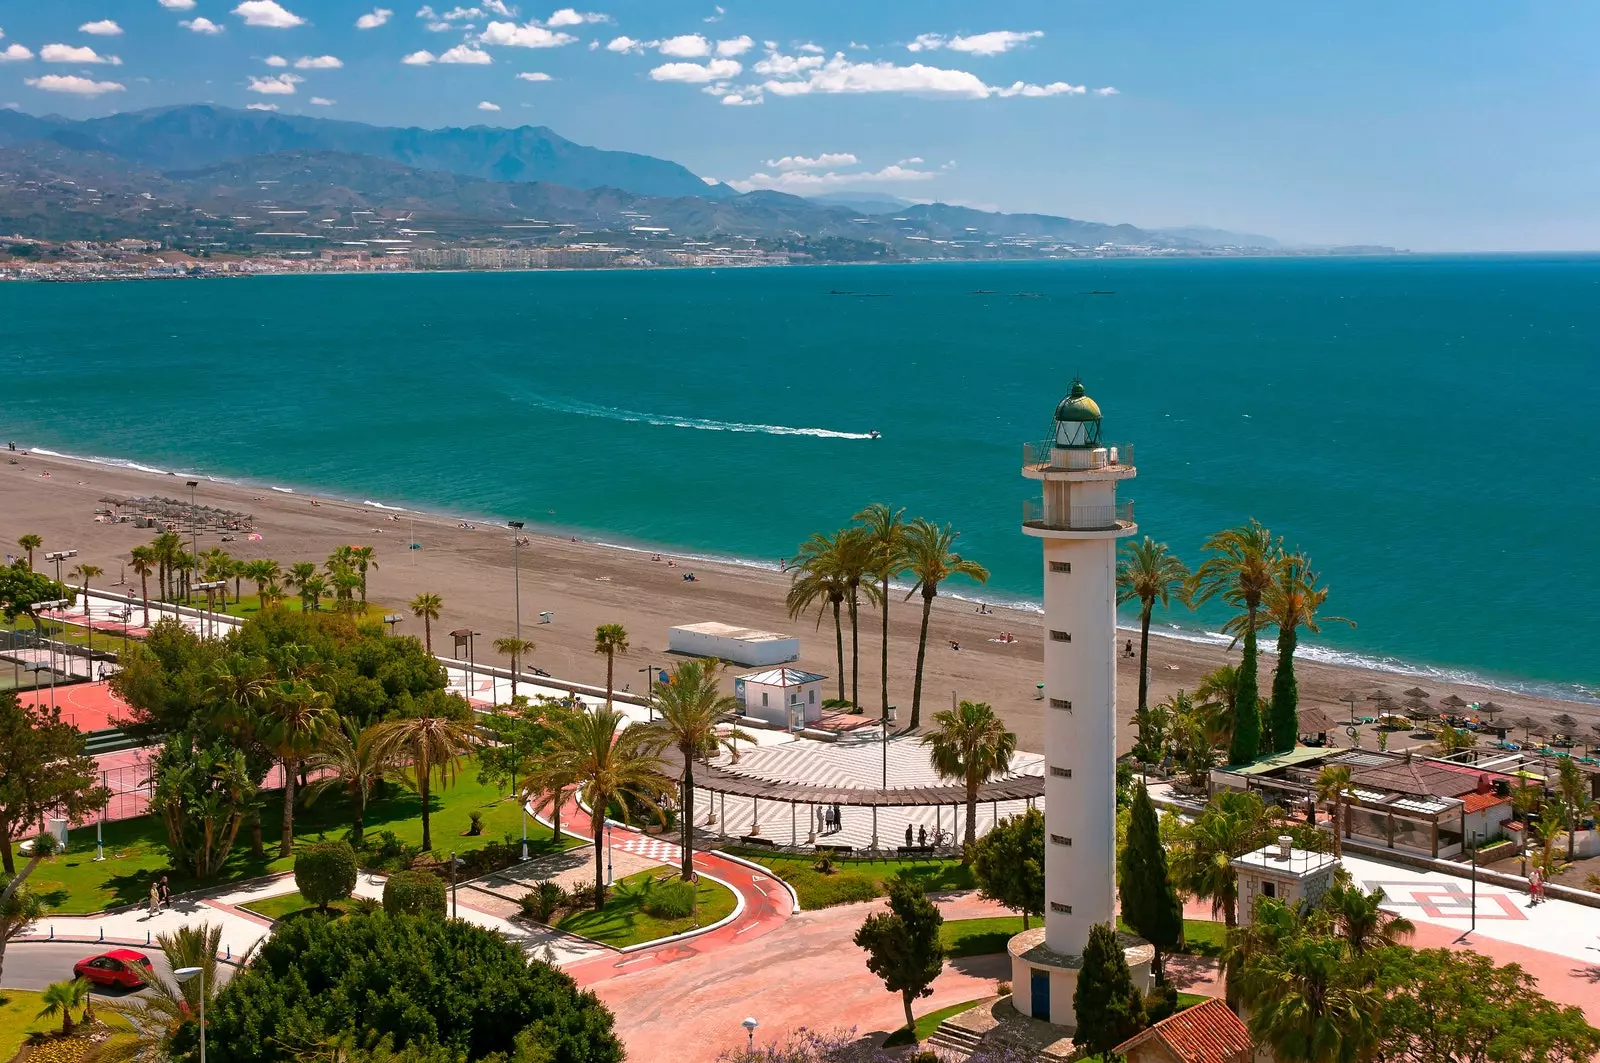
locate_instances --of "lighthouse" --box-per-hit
[1008,380,1152,1028]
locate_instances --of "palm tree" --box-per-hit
[350,545,378,604]
[1556,757,1600,861]
[1194,664,1240,747]
[855,503,908,721]
[1,870,46,986]
[901,518,988,730]
[328,566,362,614]
[69,563,104,654]
[521,743,579,856]
[545,703,669,907]
[1262,552,1353,753]
[300,573,328,611]
[593,624,630,706]
[304,719,394,848]
[37,977,91,1035]
[786,531,851,703]
[921,700,1017,858]
[103,924,237,1063]
[371,694,477,852]
[410,592,443,654]
[1173,790,1271,927]
[493,636,537,698]
[1532,800,1567,877]
[1189,520,1281,764]
[173,552,197,604]
[16,534,42,572]
[1117,536,1191,728]
[1318,877,1414,955]
[151,532,183,600]
[646,659,751,883]
[834,526,879,711]
[259,677,335,855]
[200,549,234,607]
[128,546,157,628]
[240,559,281,611]
[284,561,317,609]
[1314,765,1354,858]
[1235,923,1381,1063]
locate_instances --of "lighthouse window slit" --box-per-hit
[1050,766,1072,778]
[1050,902,1072,914]
[1049,630,1072,642]
[1049,698,1072,710]
[1050,561,1071,573]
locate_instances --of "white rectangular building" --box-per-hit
[734,668,827,730]
[668,622,799,666]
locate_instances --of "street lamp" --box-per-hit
[741,1017,758,1054]
[1457,829,1481,942]
[172,966,206,1063]
[194,580,225,641]
[45,550,77,585]
[383,613,404,635]
[508,522,525,645]
[186,481,200,572]
[449,852,465,918]
[639,665,656,721]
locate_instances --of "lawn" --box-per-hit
[237,890,358,921]
[724,850,975,909]
[0,990,135,1063]
[555,869,738,948]
[185,594,389,622]
[936,916,1228,958]
[881,997,989,1048]
[27,756,578,914]
[0,616,106,653]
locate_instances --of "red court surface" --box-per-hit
[18,680,132,733]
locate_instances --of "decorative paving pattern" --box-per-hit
[617,836,683,864]
[1363,878,1528,921]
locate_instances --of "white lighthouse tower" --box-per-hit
[1008,379,1152,1028]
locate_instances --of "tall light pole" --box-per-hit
[1457,829,1481,942]
[173,966,205,1063]
[639,665,656,722]
[45,550,77,585]
[186,481,200,579]
[741,1017,758,1055]
[507,522,525,644]
[384,613,403,636]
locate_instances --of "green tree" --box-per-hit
[970,806,1044,929]
[1072,922,1148,1059]
[494,636,537,699]
[382,870,446,917]
[0,565,72,639]
[1189,519,1281,764]
[1315,765,1353,859]
[260,677,336,856]
[16,533,43,572]
[0,691,110,875]
[129,545,158,628]
[1556,757,1600,861]
[1194,664,1240,749]
[150,735,259,878]
[37,977,91,1035]
[901,519,989,730]
[409,592,443,654]
[853,875,946,1042]
[1318,876,1414,956]
[1532,800,1567,876]
[1168,690,1220,785]
[69,561,103,617]
[303,719,395,848]
[102,923,235,1063]
[592,624,629,706]
[834,526,879,712]
[371,691,477,853]
[241,559,281,611]
[920,700,1017,858]
[645,659,750,884]
[1171,789,1272,927]
[0,834,52,985]
[1235,908,1381,1063]
[1117,536,1191,728]
[350,545,378,605]
[1119,783,1183,982]
[785,531,852,703]
[1263,552,1353,753]
[296,840,358,912]
[854,503,907,722]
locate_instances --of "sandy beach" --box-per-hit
[3,448,1595,755]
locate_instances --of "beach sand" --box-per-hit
[3,448,1594,755]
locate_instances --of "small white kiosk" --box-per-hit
[1230,835,1339,926]
[734,668,826,730]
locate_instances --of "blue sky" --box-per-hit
[1,1,1596,250]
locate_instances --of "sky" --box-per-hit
[1,1,1597,250]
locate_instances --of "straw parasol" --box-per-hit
[1404,697,1434,721]
[1478,701,1505,727]
[1550,713,1579,735]
[1439,694,1468,711]
[1402,686,1431,700]
[1339,689,1363,722]
[1512,716,1544,744]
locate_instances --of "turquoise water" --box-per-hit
[3,257,1597,698]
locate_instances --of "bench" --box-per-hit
[738,835,776,848]
[896,845,936,857]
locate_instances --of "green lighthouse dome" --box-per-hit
[1055,380,1102,423]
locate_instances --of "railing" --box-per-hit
[1022,499,1135,531]
[1021,441,1136,471]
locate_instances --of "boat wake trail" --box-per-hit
[511,393,876,440]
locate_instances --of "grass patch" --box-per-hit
[0,990,135,1063]
[186,594,389,622]
[237,890,356,921]
[881,997,989,1048]
[940,915,1028,957]
[556,869,738,948]
[725,850,975,910]
[29,755,578,914]
[1177,992,1213,1009]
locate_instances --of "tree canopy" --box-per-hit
[0,691,111,874]
[853,875,946,1040]
[970,807,1044,930]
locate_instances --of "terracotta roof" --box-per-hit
[1461,791,1510,813]
[1350,759,1480,798]
[1114,998,1254,1063]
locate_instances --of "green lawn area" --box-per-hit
[0,990,135,1062]
[936,916,1228,959]
[189,593,389,622]
[28,755,577,914]
[881,997,990,1048]
[724,849,975,909]
[1177,992,1213,1009]
[0,616,106,652]
[556,869,738,948]
[237,889,358,921]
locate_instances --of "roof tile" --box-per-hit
[1115,998,1254,1063]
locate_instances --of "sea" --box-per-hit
[3,256,1597,701]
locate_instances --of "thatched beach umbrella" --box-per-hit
[1340,689,1363,722]
[1512,716,1544,744]
[1550,713,1579,736]
[1440,694,1468,712]
[1403,686,1431,700]
[1478,701,1505,727]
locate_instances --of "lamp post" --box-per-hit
[639,665,655,722]
[173,966,205,1063]
[194,580,225,641]
[449,851,464,918]
[741,1017,758,1055]
[1457,829,1481,942]
[508,522,525,643]
[45,550,77,585]
[383,613,403,636]
[186,481,200,574]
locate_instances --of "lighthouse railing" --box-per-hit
[1022,499,1135,531]
[1021,441,1135,471]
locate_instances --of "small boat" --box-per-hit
[971,289,997,294]
[827,289,854,295]
[868,431,881,439]
[1085,290,1117,295]
[1013,292,1044,298]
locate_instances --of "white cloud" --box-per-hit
[765,153,857,171]
[439,43,493,62]
[25,74,125,96]
[605,35,642,53]
[356,8,393,28]
[848,41,869,50]
[181,17,225,34]
[1094,86,1118,96]
[947,30,1042,55]
[906,33,944,52]
[309,95,334,104]
[247,72,303,93]
[703,6,724,22]
[516,71,552,80]
[752,52,822,76]
[720,92,759,106]
[715,35,752,57]
[42,44,122,64]
[295,54,342,68]
[897,156,923,165]
[80,20,124,36]
[754,53,1089,101]
[649,58,740,83]
[993,80,1083,97]
[264,54,288,65]
[246,102,278,110]
[233,1,306,28]
[159,0,197,8]
[480,21,575,47]
[658,34,709,57]
[730,162,937,193]
[477,99,500,110]
[0,44,34,62]
[546,8,608,26]
[401,49,436,63]
[483,0,515,13]
[796,43,823,54]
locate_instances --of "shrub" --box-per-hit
[642,878,696,919]
[566,881,599,910]
[910,1053,940,1063]
[295,841,358,912]
[519,881,566,923]
[347,896,383,915]
[468,811,483,836]
[812,855,835,874]
[356,829,418,872]
[383,869,446,917]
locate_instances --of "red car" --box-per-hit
[73,949,154,988]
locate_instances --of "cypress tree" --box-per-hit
[1229,624,1261,764]
[1118,783,1182,983]
[1270,622,1300,753]
[1073,922,1148,1059]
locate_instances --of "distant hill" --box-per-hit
[807,192,914,215]
[1155,225,1281,249]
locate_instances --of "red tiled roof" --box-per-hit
[1114,998,1254,1063]
[1461,791,1510,813]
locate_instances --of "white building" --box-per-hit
[1009,380,1153,1028]
[668,622,800,666]
[1231,836,1339,926]
[734,668,827,730]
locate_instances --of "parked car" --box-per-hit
[73,949,154,988]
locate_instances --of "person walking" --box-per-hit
[148,881,161,916]
[905,824,914,847]
[918,824,927,847]
[159,876,172,910]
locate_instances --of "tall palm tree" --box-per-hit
[240,559,281,611]
[1172,789,1271,927]
[350,545,378,604]
[409,592,443,654]
[1235,924,1382,1063]
[1188,520,1281,764]
[103,924,238,1063]
[68,563,104,653]
[494,636,537,698]
[173,552,197,604]
[1314,765,1353,858]
[1262,552,1353,753]
[284,561,318,610]
[1194,664,1240,748]
[645,659,751,884]
[545,703,668,907]
[128,546,157,628]
[1532,800,1566,876]
[199,549,234,607]
[921,700,1017,858]
[855,503,907,721]
[901,519,988,730]
[259,677,335,855]
[835,526,879,711]
[1116,536,1191,726]
[1318,878,1414,955]
[16,534,43,572]
[521,743,579,855]
[300,573,328,611]
[593,624,630,706]
[36,977,91,1035]
[786,531,851,703]
[1556,757,1600,861]
[371,694,477,852]
[329,566,362,614]
[304,719,394,848]
[151,532,183,601]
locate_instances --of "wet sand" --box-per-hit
[3,448,1595,754]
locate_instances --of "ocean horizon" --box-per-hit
[4,255,1597,703]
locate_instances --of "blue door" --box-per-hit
[1030,969,1050,1022]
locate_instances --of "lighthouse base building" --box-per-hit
[1009,380,1152,1028]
